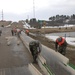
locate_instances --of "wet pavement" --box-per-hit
[0,27,33,75]
[0,66,32,75]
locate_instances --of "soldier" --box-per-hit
[25,29,29,36]
[11,29,14,36]
[16,28,21,37]
[29,40,42,63]
[0,30,2,36]
[13,28,17,35]
[55,36,67,55]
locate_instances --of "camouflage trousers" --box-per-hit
[58,46,67,55]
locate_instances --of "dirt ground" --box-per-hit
[28,27,75,65]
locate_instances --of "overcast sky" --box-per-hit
[0,0,75,21]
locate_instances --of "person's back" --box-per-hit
[25,29,29,35]
[29,40,42,63]
[29,41,37,54]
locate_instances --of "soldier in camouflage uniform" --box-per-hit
[29,40,42,63]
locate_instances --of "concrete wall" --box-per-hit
[20,32,75,75]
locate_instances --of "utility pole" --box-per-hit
[43,21,46,36]
[2,9,4,21]
[33,0,35,18]
[1,9,4,27]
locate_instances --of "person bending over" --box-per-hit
[29,40,42,63]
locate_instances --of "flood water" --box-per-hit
[46,32,75,37]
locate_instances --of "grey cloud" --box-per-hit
[3,0,75,21]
